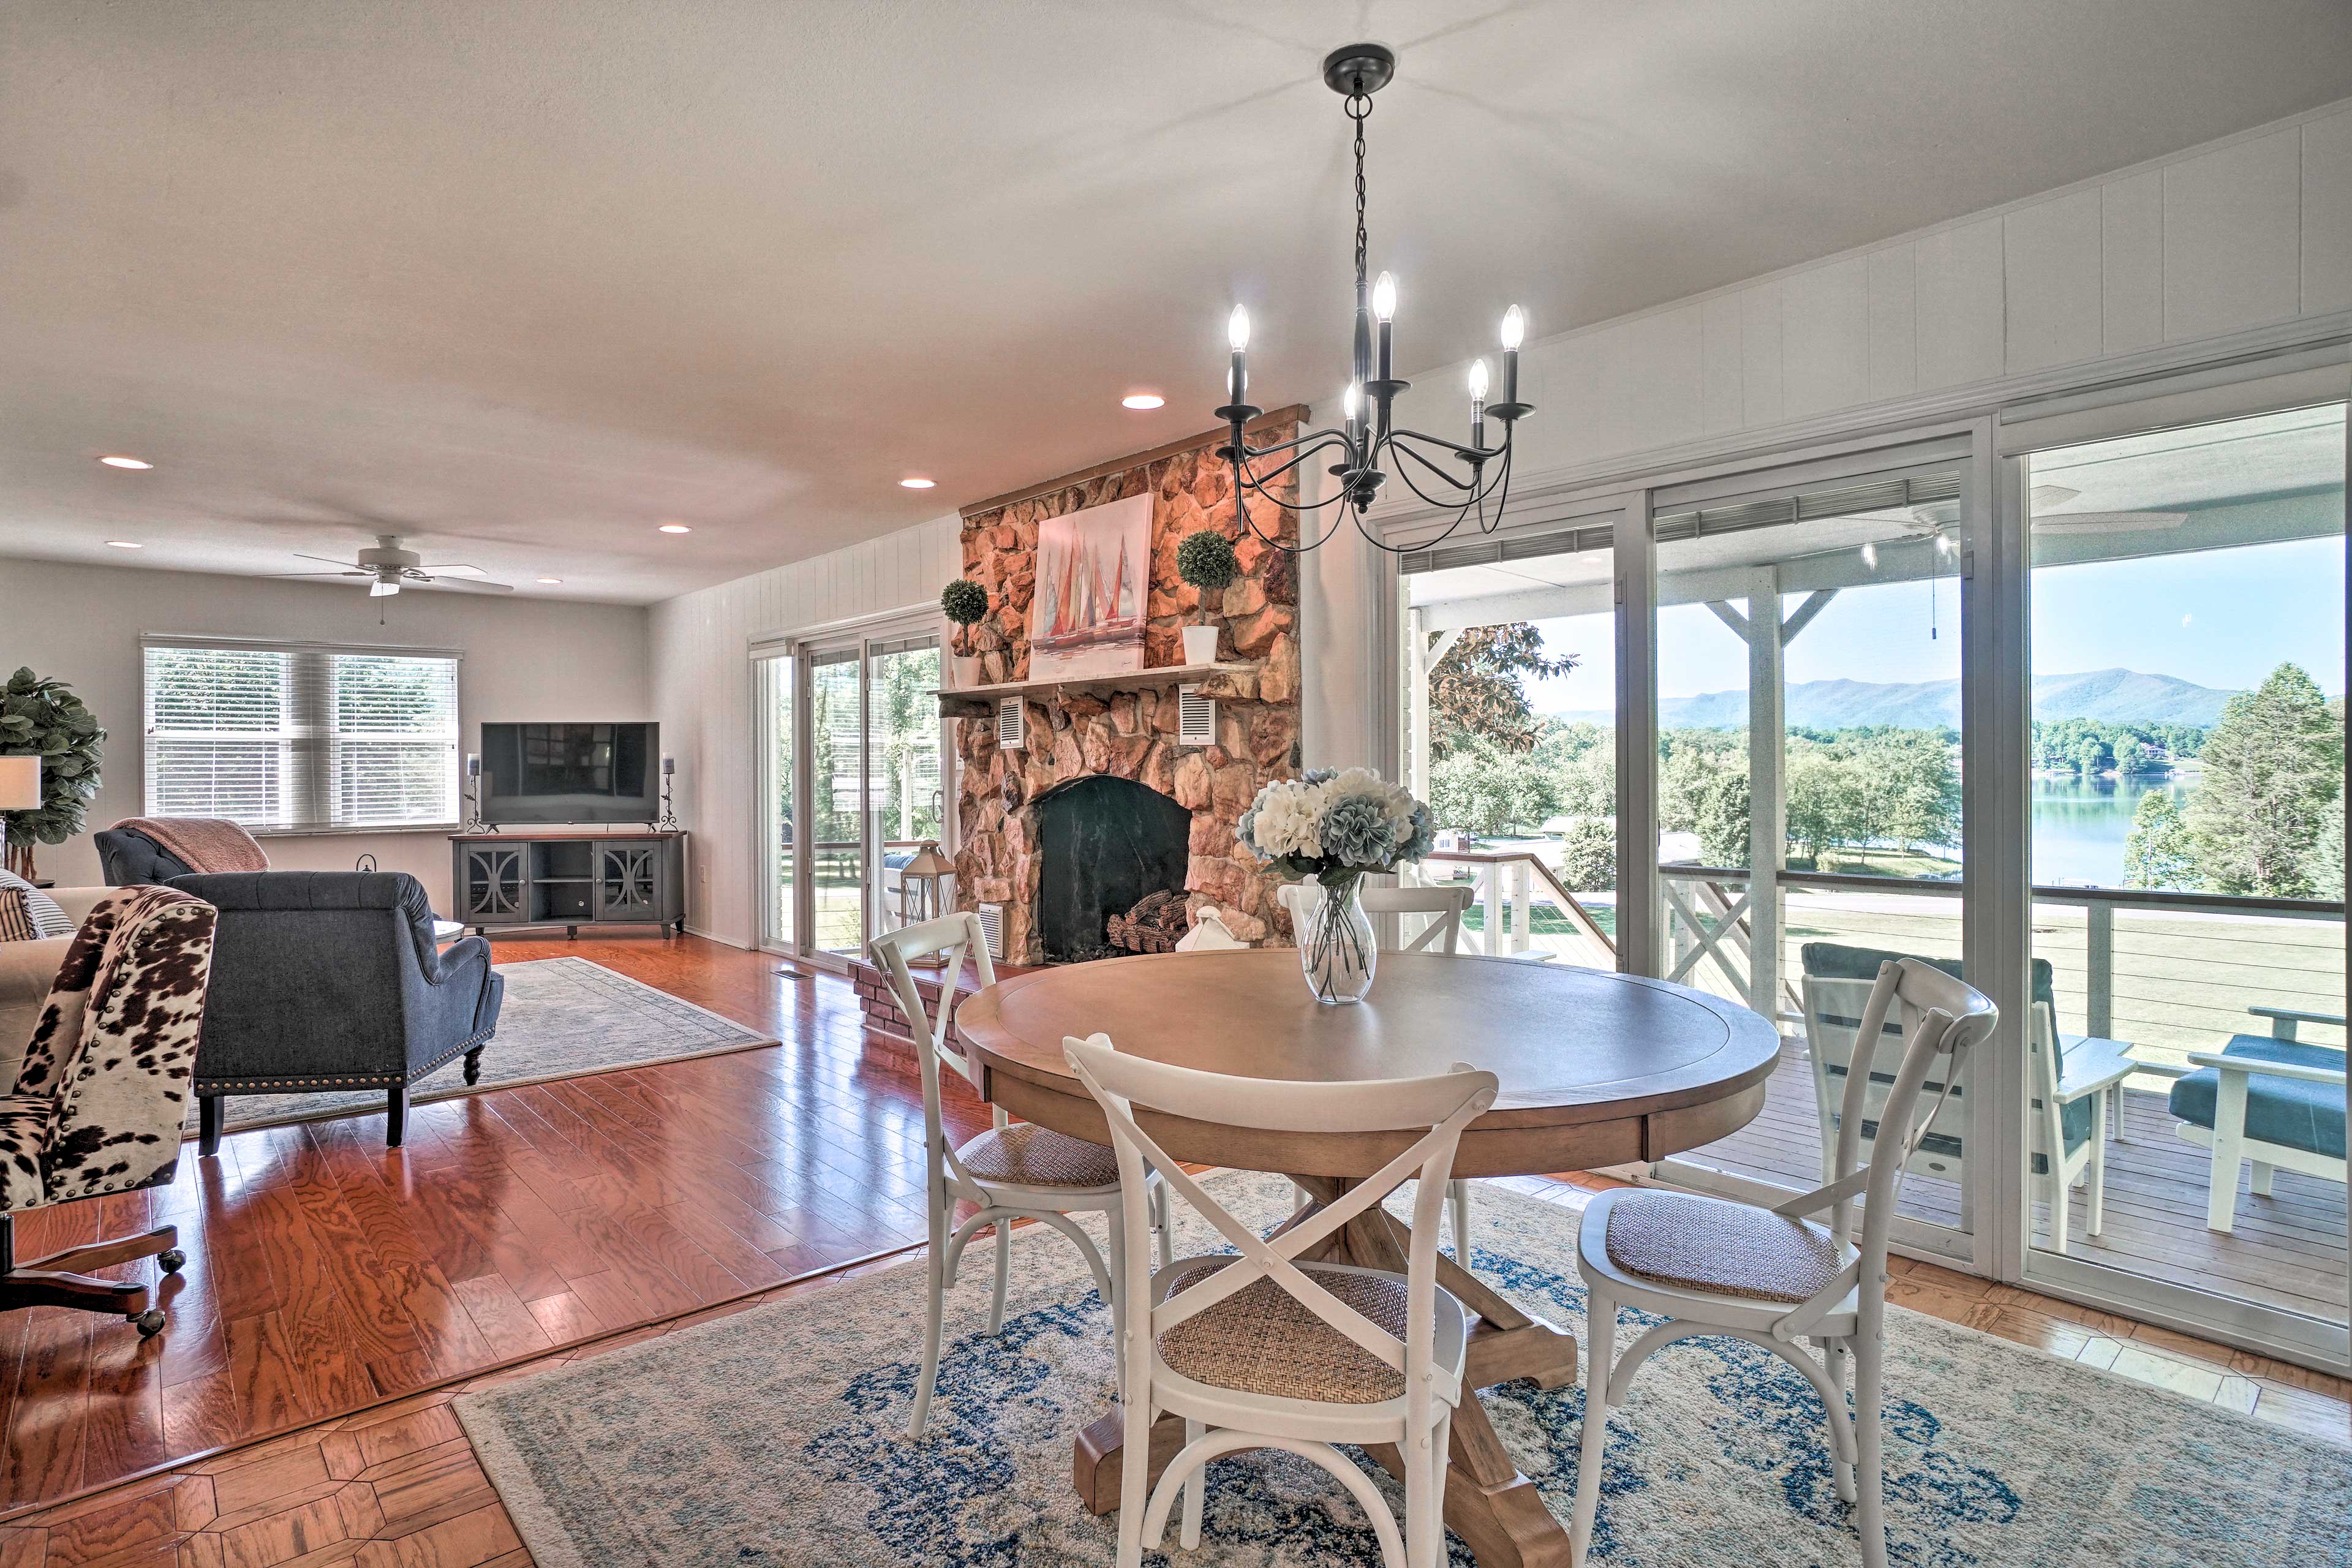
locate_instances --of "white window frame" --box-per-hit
[140,633,464,835]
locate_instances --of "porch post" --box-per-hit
[1407,607,1431,799]
[1748,567,1785,1027]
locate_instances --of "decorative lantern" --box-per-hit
[898,841,956,963]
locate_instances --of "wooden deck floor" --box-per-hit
[1675,1042,2350,1322]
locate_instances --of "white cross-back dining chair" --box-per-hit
[1278,881,1479,1261]
[1569,957,1996,1567]
[869,912,1170,1439]
[1065,1031,1497,1568]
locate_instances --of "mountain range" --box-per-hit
[1551,668,2241,731]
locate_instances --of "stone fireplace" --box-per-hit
[946,410,1306,965]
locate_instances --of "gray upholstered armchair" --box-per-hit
[171,871,503,1153]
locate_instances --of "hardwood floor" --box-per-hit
[0,932,2343,1567]
[0,932,990,1520]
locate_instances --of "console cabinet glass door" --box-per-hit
[595,842,660,921]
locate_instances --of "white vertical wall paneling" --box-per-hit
[649,511,960,947]
[1739,281,1784,426]
[2304,111,2352,315]
[2162,127,2302,341]
[1913,214,2005,391]
[1865,246,1918,401]
[1781,255,1869,419]
[2003,188,2104,375]
[1700,293,1744,434]
[2100,170,2166,356]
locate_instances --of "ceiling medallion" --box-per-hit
[1215,42,1533,557]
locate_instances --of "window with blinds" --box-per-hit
[142,638,460,832]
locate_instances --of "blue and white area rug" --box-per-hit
[187,956,775,1136]
[455,1174,2350,1567]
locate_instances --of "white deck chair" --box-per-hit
[1572,957,1997,1568]
[1278,880,1480,1261]
[1065,1033,1496,1568]
[869,913,1169,1439]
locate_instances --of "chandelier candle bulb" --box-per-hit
[1500,304,1525,405]
[1468,358,1490,447]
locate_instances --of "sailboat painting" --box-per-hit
[1029,494,1150,679]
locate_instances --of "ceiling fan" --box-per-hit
[269,535,514,597]
[1903,486,2186,535]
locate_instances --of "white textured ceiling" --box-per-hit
[3,1,2347,605]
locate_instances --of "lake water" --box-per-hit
[2030,773,2192,888]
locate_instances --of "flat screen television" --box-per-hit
[480,722,660,825]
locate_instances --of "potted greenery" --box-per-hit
[940,578,989,686]
[1175,529,1238,665]
[0,667,105,883]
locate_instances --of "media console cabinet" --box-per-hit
[450,830,687,938]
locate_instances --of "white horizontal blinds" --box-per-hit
[1397,521,1612,577]
[329,654,459,827]
[141,638,460,831]
[143,644,298,827]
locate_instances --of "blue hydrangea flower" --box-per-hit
[1302,768,1338,786]
[1400,802,1436,863]
[1320,793,1397,869]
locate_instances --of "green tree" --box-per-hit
[2120,791,2199,891]
[1559,818,1616,892]
[1693,769,1751,867]
[2186,663,2343,898]
[1428,736,1560,836]
[1427,624,1575,758]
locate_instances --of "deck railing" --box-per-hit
[1656,861,2346,1064]
[1417,849,1617,967]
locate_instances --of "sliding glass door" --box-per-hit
[2016,400,2348,1364]
[1637,450,1980,1262]
[757,616,948,970]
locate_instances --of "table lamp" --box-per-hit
[0,756,41,877]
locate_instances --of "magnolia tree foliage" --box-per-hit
[1427,624,1575,758]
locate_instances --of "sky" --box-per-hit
[1517,533,2345,715]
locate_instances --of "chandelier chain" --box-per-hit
[1347,88,1370,292]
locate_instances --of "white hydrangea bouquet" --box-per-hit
[1238,767,1435,1005]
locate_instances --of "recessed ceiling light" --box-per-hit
[105,540,143,549]
[900,477,937,490]
[97,455,153,470]
[657,522,692,534]
[536,576,563,584]
[1121,393,1165,410]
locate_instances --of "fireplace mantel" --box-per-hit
[938,660,1258,717]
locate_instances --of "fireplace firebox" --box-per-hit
[1035,775,1191,962]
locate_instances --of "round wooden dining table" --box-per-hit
[956,946,1781,1568]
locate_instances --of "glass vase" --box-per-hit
[1297,872,1376,1005]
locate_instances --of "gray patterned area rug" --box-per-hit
[186,956,775,1136]
[454,1175,2348,1567]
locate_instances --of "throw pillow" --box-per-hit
[0,870,72,942]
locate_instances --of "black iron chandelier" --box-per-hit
[1216,42,1533,556]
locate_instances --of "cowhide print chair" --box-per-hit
[1,884,218,1338]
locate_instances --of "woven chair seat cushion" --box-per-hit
[956,1123,1120,1189]
[1604,1190,1845,1305]
[1156,1259,1417,1406]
